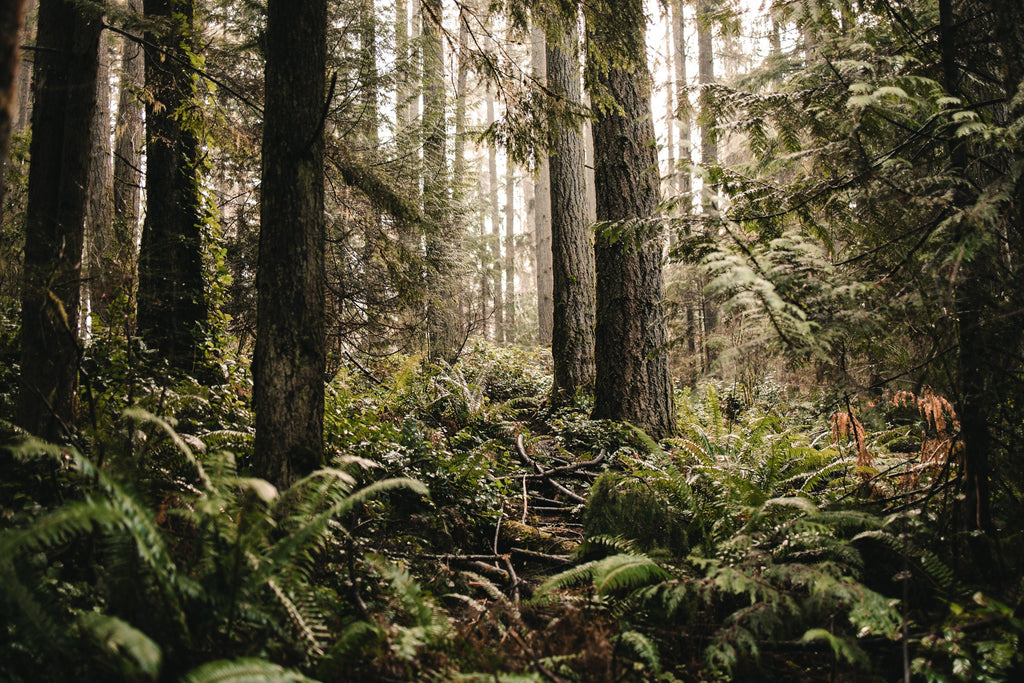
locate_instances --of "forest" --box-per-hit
[1,0,1023,680]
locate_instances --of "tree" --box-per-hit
[252,0,327,489]
[586,0,675,438]
[111,0,144,323]
[531,19,552,346]
[545,5,594,402]
[83,26,114,331]
[422,0,459,362]
[18,0,102,438]
[137,0,206,370]
[0,0,27,208]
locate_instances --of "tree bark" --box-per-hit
[422,0,458,362]
[586,0,675,439]
[504,154,515,340]
[111,0,144,326]
[83,28,114,331]
[253,0,327,489]
[487,88,501,342]
[18,0,102,439]
[531,20,552,346]
[0,0,26,208]
[137,0,206,370]
[547,9,594,402]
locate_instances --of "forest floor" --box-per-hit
[2,340,1022,682]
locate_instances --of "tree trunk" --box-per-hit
[531,20,552,346]
[487,88,501,342]
[0,0,26,208]
[83,29,114,332]
[111,0,144,327]
[12,0,34,136]
[421,0,458,362]
[586,0,675,439]
[504,155,515,340]
[253,0,327,489]
[547,9,594,402]
[18,0,102,439]
[138,0,206,370]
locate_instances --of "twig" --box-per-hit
[510,547,573,564]
[494,451,606,480]
[521,475,528,524]
[514,434,587,504]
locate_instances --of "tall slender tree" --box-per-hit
[111,0,144,323]
[137,0,206,369]
[253,0,327,489]
[546,5,594,401]
[18,0,103,438]
[504,155,515,339]
[83,28,114,331]
[531,20,552,345]
[586,0,675,438]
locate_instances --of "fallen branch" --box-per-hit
[515,434,587,504]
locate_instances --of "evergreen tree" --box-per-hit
[137,0,207,370]
[18,0,102,439]
[586,0,675,439]
[545,3,594,402]
[253,0,328,489]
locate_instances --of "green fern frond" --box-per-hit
[181,658,316,683]
[614,630,661,672]
[591,554,670,595]
[78,612,162,678]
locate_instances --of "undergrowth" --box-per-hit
[1,341,1021,681]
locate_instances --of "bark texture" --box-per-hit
[546,12,594,402]
[83,30,114,330]
[504,155,515,338]
[111,0,144,322]
[253,0,327,489]
[587,0,675,439]
[422,0,458,362]
[18,0,102,438]
[531,21,552,345]
[138,0,206,369]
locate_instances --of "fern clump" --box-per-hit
[583,472,693,557]
[0,413,428,681]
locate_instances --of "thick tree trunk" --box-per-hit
[547,11,594,402]
[587,0,675,439]
[531,21,552,345]
[111,0,144,325]
[421,0,458,362]
[138,0,206,370]
[0,0,26,208]
[18,0,102,439]
[83,30,114,331]
[253,0,327,489]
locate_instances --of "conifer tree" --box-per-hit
[253,0,328,488]
[586,0,675,439]
[546,4,594,401]
[18,0,102,438]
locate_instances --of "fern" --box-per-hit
[181,658,316,683]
